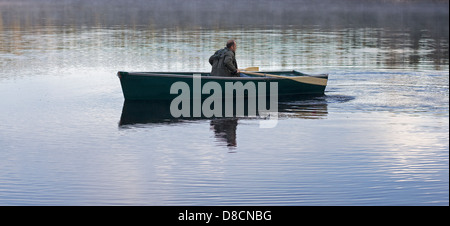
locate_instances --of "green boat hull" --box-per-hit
[117,71,328,101]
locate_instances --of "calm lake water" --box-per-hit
[0,0,448,205]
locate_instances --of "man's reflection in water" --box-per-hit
[210,118,238,148]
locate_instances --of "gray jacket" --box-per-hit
[209,47,238,77]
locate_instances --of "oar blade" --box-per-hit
[243,67,259,71]
[292,76,328,86]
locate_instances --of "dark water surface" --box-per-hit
[0,0,448,205]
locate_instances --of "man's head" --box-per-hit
[226,40,237,52]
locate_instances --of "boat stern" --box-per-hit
[117,71,129,79]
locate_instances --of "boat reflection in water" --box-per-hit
[119,96,328,147]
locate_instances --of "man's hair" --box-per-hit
[226,40,236,48]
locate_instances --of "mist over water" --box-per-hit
[1,0,449,28]
[1,0,448,72]
[0,0,448,205]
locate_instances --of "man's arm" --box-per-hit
[223,52,238,74]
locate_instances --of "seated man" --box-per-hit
[209,40,240,77]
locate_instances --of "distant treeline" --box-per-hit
[0,0,448,31]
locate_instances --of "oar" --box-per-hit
[240,69,327,86]
[242,67,259,71]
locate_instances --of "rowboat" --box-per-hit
[117,70,328,101]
